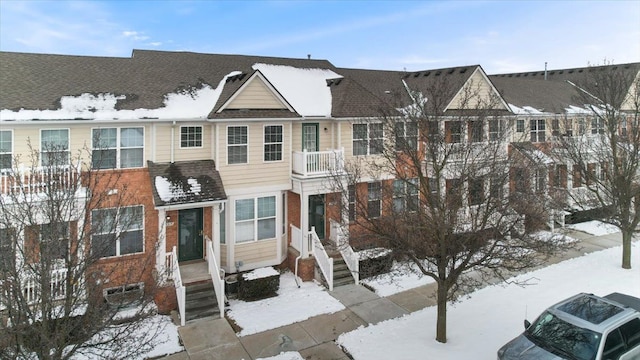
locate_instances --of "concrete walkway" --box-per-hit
[163,230,632,360]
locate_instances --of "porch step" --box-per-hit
[184,281,220,322]
[332,258,355,288]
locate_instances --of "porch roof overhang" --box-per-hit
[511,142,554,167]
[147,160,227,210]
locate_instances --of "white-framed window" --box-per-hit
[353,123,383,155]
[445,121,462,143]
[91,206,144,258]
[348,185,356,222]
[591,118,604,135]
[368,182,382,218]
[0,130,12,169]
[530,119,546,143]
[489,119,504,141]
[227,126,248,164]
[395,122,418,151]
[0,228,15,271]
[180,126,203,148]
[468,177,485,206]
[535,168,546,193]
[264,125,283,162]
[41,129,70,166]
[393,178,419,212]
[578,118,586,135]
[92,127,144,169]
[40,222,69,261]
[235,196,276,243]
[516,119,525,133]
[469,120,483,142]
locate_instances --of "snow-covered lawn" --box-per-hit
[337,242,639,360]
[226,271,345,336]
[567,220,621,236]
[362,261,435,297]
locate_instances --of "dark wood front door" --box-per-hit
[178,208,203,262]
[308,194,325,239]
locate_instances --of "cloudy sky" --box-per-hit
[1,0,638,74]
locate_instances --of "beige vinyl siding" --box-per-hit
[220,244,228,268]
[226,77,286,110]
[449,70,508,110]
[234,239,278,264]
[152,123,213,162]
[291,121,336,152]
[339,121,355,158]
[218,123,290,191]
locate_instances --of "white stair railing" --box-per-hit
[290,224,302,253]
[330,219,359,285]
[205,236,225,315]
[310,226,334,291]
[169,246,186,326]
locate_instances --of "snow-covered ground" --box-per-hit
[362,261,435,297]
[567,220,621,236]
[256,352,305,360]
[338,242,639,360]
[226,272,345,336]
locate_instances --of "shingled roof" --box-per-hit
[147,160,226,208]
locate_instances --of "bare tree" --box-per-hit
[0,142,164,359]
[330,75,573,343]
[552,64,640,269]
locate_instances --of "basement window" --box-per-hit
[103,282,144,307]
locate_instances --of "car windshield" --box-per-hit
[525,311,601,360]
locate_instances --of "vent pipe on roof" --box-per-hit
[307,54,311,60]
[544,62,548,80]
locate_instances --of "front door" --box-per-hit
[308,195,325,239]
[302,123,319,152]
[178,208,203,262]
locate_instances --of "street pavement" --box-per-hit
[162,230,634,360]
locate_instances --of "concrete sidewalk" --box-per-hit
[163,230,630,360]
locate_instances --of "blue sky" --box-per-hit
[1,0,639,73]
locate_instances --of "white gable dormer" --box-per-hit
[445,67,511,112]
[218,71,295,112]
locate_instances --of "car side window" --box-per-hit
[603,329,625,360]
[619,318,640,348]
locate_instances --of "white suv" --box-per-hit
[497,293,640,360]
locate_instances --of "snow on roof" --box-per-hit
[252,63,342,117]
[508,103,547,115]
[154,176,202,202]
[0,71,243,121]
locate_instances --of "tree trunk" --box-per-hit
[622,229,632,269]
[435,282,448,343]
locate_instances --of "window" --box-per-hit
[516,119,525,133]
[587,163,597,185]
[573,165,583,188]
[264,125,283,161]
[91,206,143,258]
[427,178,439,205]
[348,185,356,222]
[578,118,586,135]
[530,119,546,143]
[395,122,418,151]
[0,130,11,169]
[40,222,69,261]
[620,318,640,349]
[489,120,504,141]
[469,121,483,142]
[228,126,248,164]
[552,165,567,188]
[353,123,383,155]
[393,179,418,212]
[235,196,276,243]
[445,121,462,143]
[591,118,604,135]
[180,126,202,148]
[41,129,69,166]
[469,177,485,206]
[446,179,463,208]
[513,168,528,193]
[426,121,440,141]
[603,329,625,360]
[367,182,381,218]
[535,168,546,193]
[552,118,560,136]
[92,127,144,169]
[0,228,14,271]
[490,175,504,200]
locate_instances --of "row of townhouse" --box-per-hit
[1,49,638,322]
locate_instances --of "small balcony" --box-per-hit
[292,148,344,178]
[0,164,82,197]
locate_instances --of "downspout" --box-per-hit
[170,120,176,163]
[294,186,305,288]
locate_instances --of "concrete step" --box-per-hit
[184,281,220,322]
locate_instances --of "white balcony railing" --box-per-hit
[0,164,82,196]
[292,148,344,178]
[0,267,82,311]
